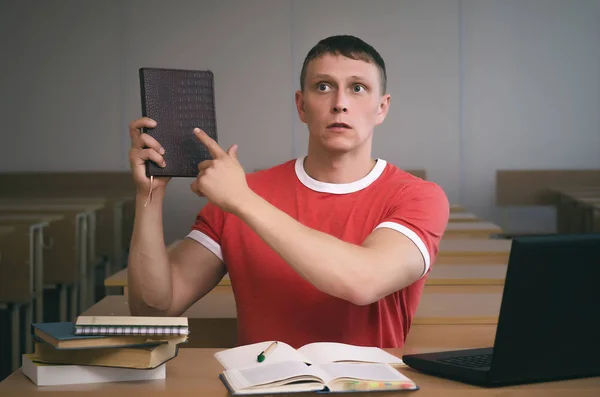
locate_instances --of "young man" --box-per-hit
[127,35,449,348]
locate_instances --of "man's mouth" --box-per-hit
[327,122,351,129]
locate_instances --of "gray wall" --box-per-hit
[1,0,599,242]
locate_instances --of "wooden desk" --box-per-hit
[0,225,21,371]
[83,284,502,349]
[444,222,503,239]
[572,196,600,233]
[0,214,64,323]
[552,187,600,233]
[450,204,465,213]
[2,348,599,396]
[0,225,14,235]
[562,191,600,234]
[418,285,502,325]
[427,263,506,285]
[437,239,512,264]
[0,199,106,312]
[593,203,600,233]
[448,212,479,222]
[0,212,85,321]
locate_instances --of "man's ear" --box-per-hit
[295,90,307,123]
[375,93,391,125]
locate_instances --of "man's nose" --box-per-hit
[332,92,349,113]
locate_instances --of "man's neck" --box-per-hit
[303,149,377,184]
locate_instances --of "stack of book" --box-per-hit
[21,315,189,386]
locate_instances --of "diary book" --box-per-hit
[31,322,186,349]
[33,341,179,369]
[215,341,418,395]
[139,67,218,177]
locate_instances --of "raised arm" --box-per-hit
[125,118,226,316]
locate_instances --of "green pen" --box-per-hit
[257,341,278,363]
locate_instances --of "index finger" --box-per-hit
[194,128,225,158]
[129,117,157,132]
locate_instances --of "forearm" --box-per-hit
[127,190,173,315]
[235,192,383,305]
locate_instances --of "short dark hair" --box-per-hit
[299,35,387,94]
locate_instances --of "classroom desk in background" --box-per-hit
[449,204,465,213]
[566,195,600,234]
[427,263,507,285]
[577,197,600,233]
[443,222,503,239]
[0,214,65,323]
[0,212,85,322]
[0,198,106,313]
[551,187,600,234]
[593,203,600,233]
[436,238,512,264]
[448,212,479,222]
[0,226,18,369]
[2,347,599,396]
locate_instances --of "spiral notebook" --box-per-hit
[74,316,189,336]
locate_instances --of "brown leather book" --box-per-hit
[139,67,218,178]
[33,342,179,369]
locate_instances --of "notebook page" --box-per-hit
[298,342,403,365]
[214,341,310,370]
[224,361,328,390]
[319,362,411,382]
[319,363,417,392]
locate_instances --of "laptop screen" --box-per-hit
[489,234,600,382]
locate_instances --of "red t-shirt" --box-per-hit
[188,157,449,348]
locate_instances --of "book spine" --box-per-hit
[139,67,153,178]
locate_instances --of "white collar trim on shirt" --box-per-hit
[294,156,387,194]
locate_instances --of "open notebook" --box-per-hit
[215,341,418,395]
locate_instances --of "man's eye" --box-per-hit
[318,83,330,92]
[353,85,365,93]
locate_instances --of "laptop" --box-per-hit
[402,233,600,387]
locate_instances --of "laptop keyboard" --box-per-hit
[438,353,492,369]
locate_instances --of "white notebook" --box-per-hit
[73,315,189,336]
[21,354,166,386]
[214,341,417,395]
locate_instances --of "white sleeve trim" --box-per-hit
[186,230,223,262]
[374,222,431,278]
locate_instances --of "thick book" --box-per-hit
[21,354,166,386]
[32,322,187,349]
[139,67,218,178]
[215,341,418,395]
[33,341,179,369]
[74,315,189,336]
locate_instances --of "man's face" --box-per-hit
[295,53,390,155]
